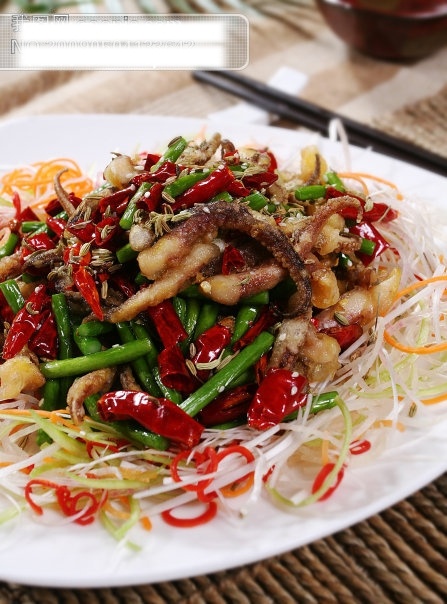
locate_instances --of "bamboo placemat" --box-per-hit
[0,2,446,602]
[0,474,445,603]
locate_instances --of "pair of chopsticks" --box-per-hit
[193,70,446,177]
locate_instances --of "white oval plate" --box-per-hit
[0,114,446,589]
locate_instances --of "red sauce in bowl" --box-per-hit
[316,0,447,60]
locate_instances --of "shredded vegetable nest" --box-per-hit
[0,132,446,541]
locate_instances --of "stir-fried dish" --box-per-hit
[0,131,446,538]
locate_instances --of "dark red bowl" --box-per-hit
[315,0,447,60]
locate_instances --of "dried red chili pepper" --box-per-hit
[350,221,390,266]
[241,170,278,189]
[221,245,246,275]
[247,368,308,430]
[2,284,54,359]
[73,265,104,320]
[28,310,58,359]
[44,198,63,216]
[12,190,43,225]
[325,186,363,206]
[12,191,21,218]
[23,233,55,252]
[142,182,163,212]
[98,185,135,214]
[63,242,91,267]
[94,216,121,247]
[132,161,178,186]
[46,215,67,238]
[321,323,363,352]
[44,192,81,217]
[21,232,56,262]
[19,206,40,223]
[150,161,180,183]
[226,179,250,197]
[97,390,204,448]
[65,218,95,243]
[265,149,278,172]
[191,323,231,381]
[158,345,198,394]
[254,353,269,384]
[144,153,162,170]
[147,300,188,348]
[0,291,14,324]
[222,148,240,164]
[170,164,235,210]
[232,306,278,351]
[197,384,256,427]
[110,274,137,298]
[326,187,398,223]
[363,204,398,223]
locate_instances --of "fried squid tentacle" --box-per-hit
[316,268,402,330]
[292,196,362,258]
[138,201,311,315]
[0,355,45,400]
[67,366,117,424]
[0,252,22,282]
[108,242,220,322]
[268,313,310,370]
[138,225,218,281]
[54,169,76,217]
[200,260,287,305]
[178,132,222,166]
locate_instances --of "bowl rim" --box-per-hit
[315,0,447,19]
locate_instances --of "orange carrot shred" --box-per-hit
[337,172,369,195]
[392,275,447,303]
[220,472,254,498]
[0,158,93,214]
[374,419,405,431]
[421,393,447,405]
[338,171,403,199]
[384,275,447,354]
[140,516,153,531]
[384,331,447,356]
[321,438,330,466]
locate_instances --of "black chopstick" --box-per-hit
[193,70,447,177]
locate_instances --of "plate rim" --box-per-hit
[0,113,446,589]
